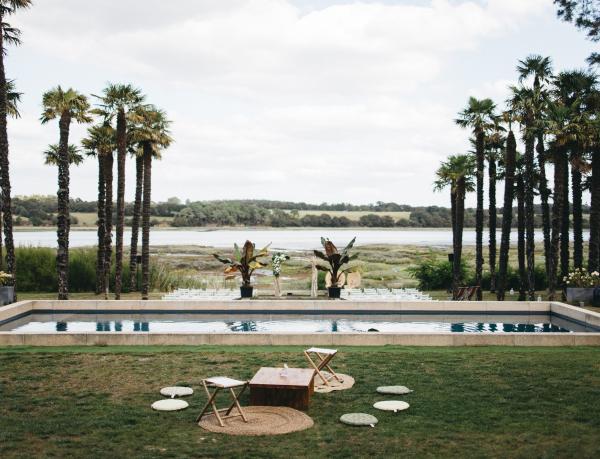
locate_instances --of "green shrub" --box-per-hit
[408,258,549,292]
[407,259,465,290]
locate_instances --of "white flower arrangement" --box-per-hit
[563,268,600,288]
[271,253,290,277]
[0,271,12,286]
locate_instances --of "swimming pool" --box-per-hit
[1,312,597,333]
[2,300,599,346]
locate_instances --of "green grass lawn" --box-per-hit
[1,346,599,458]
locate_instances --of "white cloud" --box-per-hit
[6,0,583,205]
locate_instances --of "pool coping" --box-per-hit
[0,299,599,346]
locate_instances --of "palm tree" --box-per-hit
[0,79,22,270]
[515,154,527,301]
[509,86,537,300]
[517,55,553,281]
[455,97,496,300]
[0,0,32,289]
[486,121,505,293]
[434,154,475,299]
[43,144,84,166]
[40,86,91,300]
[134,106,172,299]
[551,70,597,275]
[81,123,116,297]
[586,94,600,272]
[496,125,517,301]
[547,101,573,298]
[94,84,145,299]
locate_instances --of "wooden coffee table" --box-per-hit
[249,367,315,411]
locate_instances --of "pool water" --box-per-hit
[1,312,596,333]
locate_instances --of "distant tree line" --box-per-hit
[10,196,591,229]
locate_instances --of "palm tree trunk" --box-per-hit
[56,112,71,300]
[517,176,527,301]
[453,179,466,300]
[450,188,457,298]
[103,153,114,300]
[536,134,552,285]
[129,155,143,291]
[0,13,16,293]
[474,131,485,300]
[589,148,600,272]
[524,132,536,300]
[114,109,126,299]
[497,130,516,301]
[95,154,106,295]
[488,152,497,293]
[560,153,570,281]
[571,151,583,269]
[0,201,3,271]
[141,143,152,300]
[549,147,564,300]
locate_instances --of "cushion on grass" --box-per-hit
[151,399,189,411]
[160,386,194,398]
[339,413,378,427]
[376,386,412,395]
[373,401,409,412]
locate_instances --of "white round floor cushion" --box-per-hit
[376,386,413,395]
[151,399,189,411]
[339,413,378,427]
[160,386,194,398]
[373,401,410,412]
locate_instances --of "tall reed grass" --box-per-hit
[13,246,202,293]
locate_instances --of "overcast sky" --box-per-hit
[7,0,595,206]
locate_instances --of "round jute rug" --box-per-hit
[314,373,355,393]
[198,406,314,436]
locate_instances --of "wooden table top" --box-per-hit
[249,367,315,389]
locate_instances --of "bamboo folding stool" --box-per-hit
[196,377,249,427]
[303,347,343,386]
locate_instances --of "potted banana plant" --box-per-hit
[213,240,270,298]
[314,237,357,298]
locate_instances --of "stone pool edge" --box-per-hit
[1,300,599,346]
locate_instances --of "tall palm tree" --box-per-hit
[515,154,527,301]
[586,94,600,272]
[434,154,475,299]
[509,86,537,300]
[547,101,574,298]
[485,121,505,293]
[496,125,517,301]
[552,70,597,274]
[40,86,91,300]
[94,84,145,299]
[456,97,496,300]
[0,79,22,270]
[135,106,172,299]
[0,0,32,289]
[126,124,144,291]
[517,55,553,281]
[81,123,116,297]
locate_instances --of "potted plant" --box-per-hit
[213,240,270,298]
[314,237,357,298]
[563,268,600,304]
[271,252,290,297]
[0,271,14,306]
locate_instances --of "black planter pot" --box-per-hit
[328,287,342,299]
[240,286,254,298]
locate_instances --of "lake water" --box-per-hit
[14,228,587,250]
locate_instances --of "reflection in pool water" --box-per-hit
[1,312,595,333]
